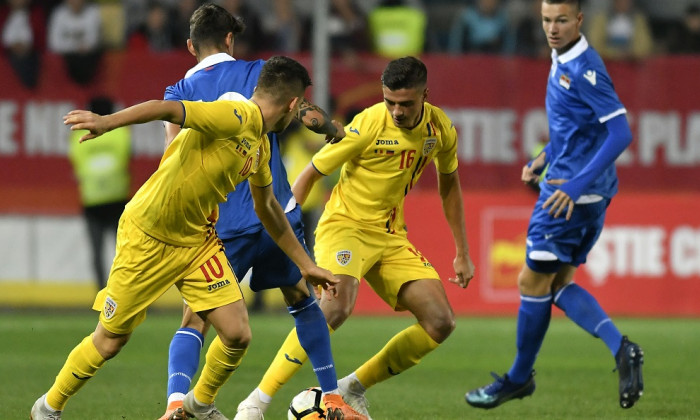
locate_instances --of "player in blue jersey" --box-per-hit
[157,5,365,420]
[465,0,643,411]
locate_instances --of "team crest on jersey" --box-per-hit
[559,74,571,90]
[336,250,352,266]
[103,296,117,320]
[422,138,437,156]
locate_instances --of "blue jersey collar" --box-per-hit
[184,53,236,79]
[551,35,589,64]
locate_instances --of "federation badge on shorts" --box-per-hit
[336,250,352,266]
[422,138,437,156]
[103,296,117,320]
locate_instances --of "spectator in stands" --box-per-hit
[329,0,368,59]
[448,0,510,54]
[266,0,301,52]
[218,0,265,58]
[667,4,700,54]
[170,0,201,47]
[68,96,131,291]
[122,0,148,38]
[128,2,175,52]
[368,0,426,58]
[512,0,549,58]
[1,0,45,88]
[587,0,653,60]
[47,0,102,85]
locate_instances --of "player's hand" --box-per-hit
[448,252,475,289]
[63,110,109,142]
[521,163,540,186]
[325,120,345,144]
[302,265,339,298]
[543,179,574,220]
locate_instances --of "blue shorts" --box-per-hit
[525,194,610,273]
[222,206,308,292]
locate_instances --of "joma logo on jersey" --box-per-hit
[207,279,231,292]
[376,139,399,145]
[241,138,252,150]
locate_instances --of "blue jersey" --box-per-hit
[164,53,295,238]
[542,36,626,200]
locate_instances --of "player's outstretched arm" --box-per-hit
[291,162,324,207]
[250,182,338,296]
[64,100,185,143]
[296,98,345,144]
[437,169,475,288]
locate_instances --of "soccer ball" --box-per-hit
[287,387,325,420]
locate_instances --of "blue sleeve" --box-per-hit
[577,59,625,122]
[164,80,185,101]
[559,114,632,201]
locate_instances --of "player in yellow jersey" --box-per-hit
[235,56,476,418]
[30,56,339,420]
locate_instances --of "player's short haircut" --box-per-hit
[256,56,312,102]
[543,0,581,11]
[381,56,428,90]
[189,3,245,53]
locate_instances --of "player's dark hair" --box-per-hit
[381,56,427,90]
[189,3,245,53]
[543,0,581,11]
[257,56,312,102]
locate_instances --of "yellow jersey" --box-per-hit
[313,102,458,233]
[126,99,272,246]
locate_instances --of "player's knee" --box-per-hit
[430,312,456,342]
[322,303,353,330]
[96,336,129,360]
[218,324,252,349]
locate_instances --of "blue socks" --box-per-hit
[508,294,552,384]
[289,295,337,392]
[167,327,204,399]
[554,283,623,357]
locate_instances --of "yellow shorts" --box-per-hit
[92,217,242,335]
[314,220,440,310]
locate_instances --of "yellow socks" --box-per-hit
[193,336,247,404]
[356,323,439,388]
[258,324,334,396]
[46,334,106,410]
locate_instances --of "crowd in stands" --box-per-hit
[2,0,700,89]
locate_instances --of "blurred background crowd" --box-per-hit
[2,0,700,88]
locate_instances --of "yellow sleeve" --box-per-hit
[312,107,379,175]
[181,100,258,139]
[434,112,459,174]
[248,136,273,187]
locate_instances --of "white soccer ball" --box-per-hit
[287,387,325,420]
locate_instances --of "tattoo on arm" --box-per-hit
[297,98,337,136]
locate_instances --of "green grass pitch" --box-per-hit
[3,310,699,419]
